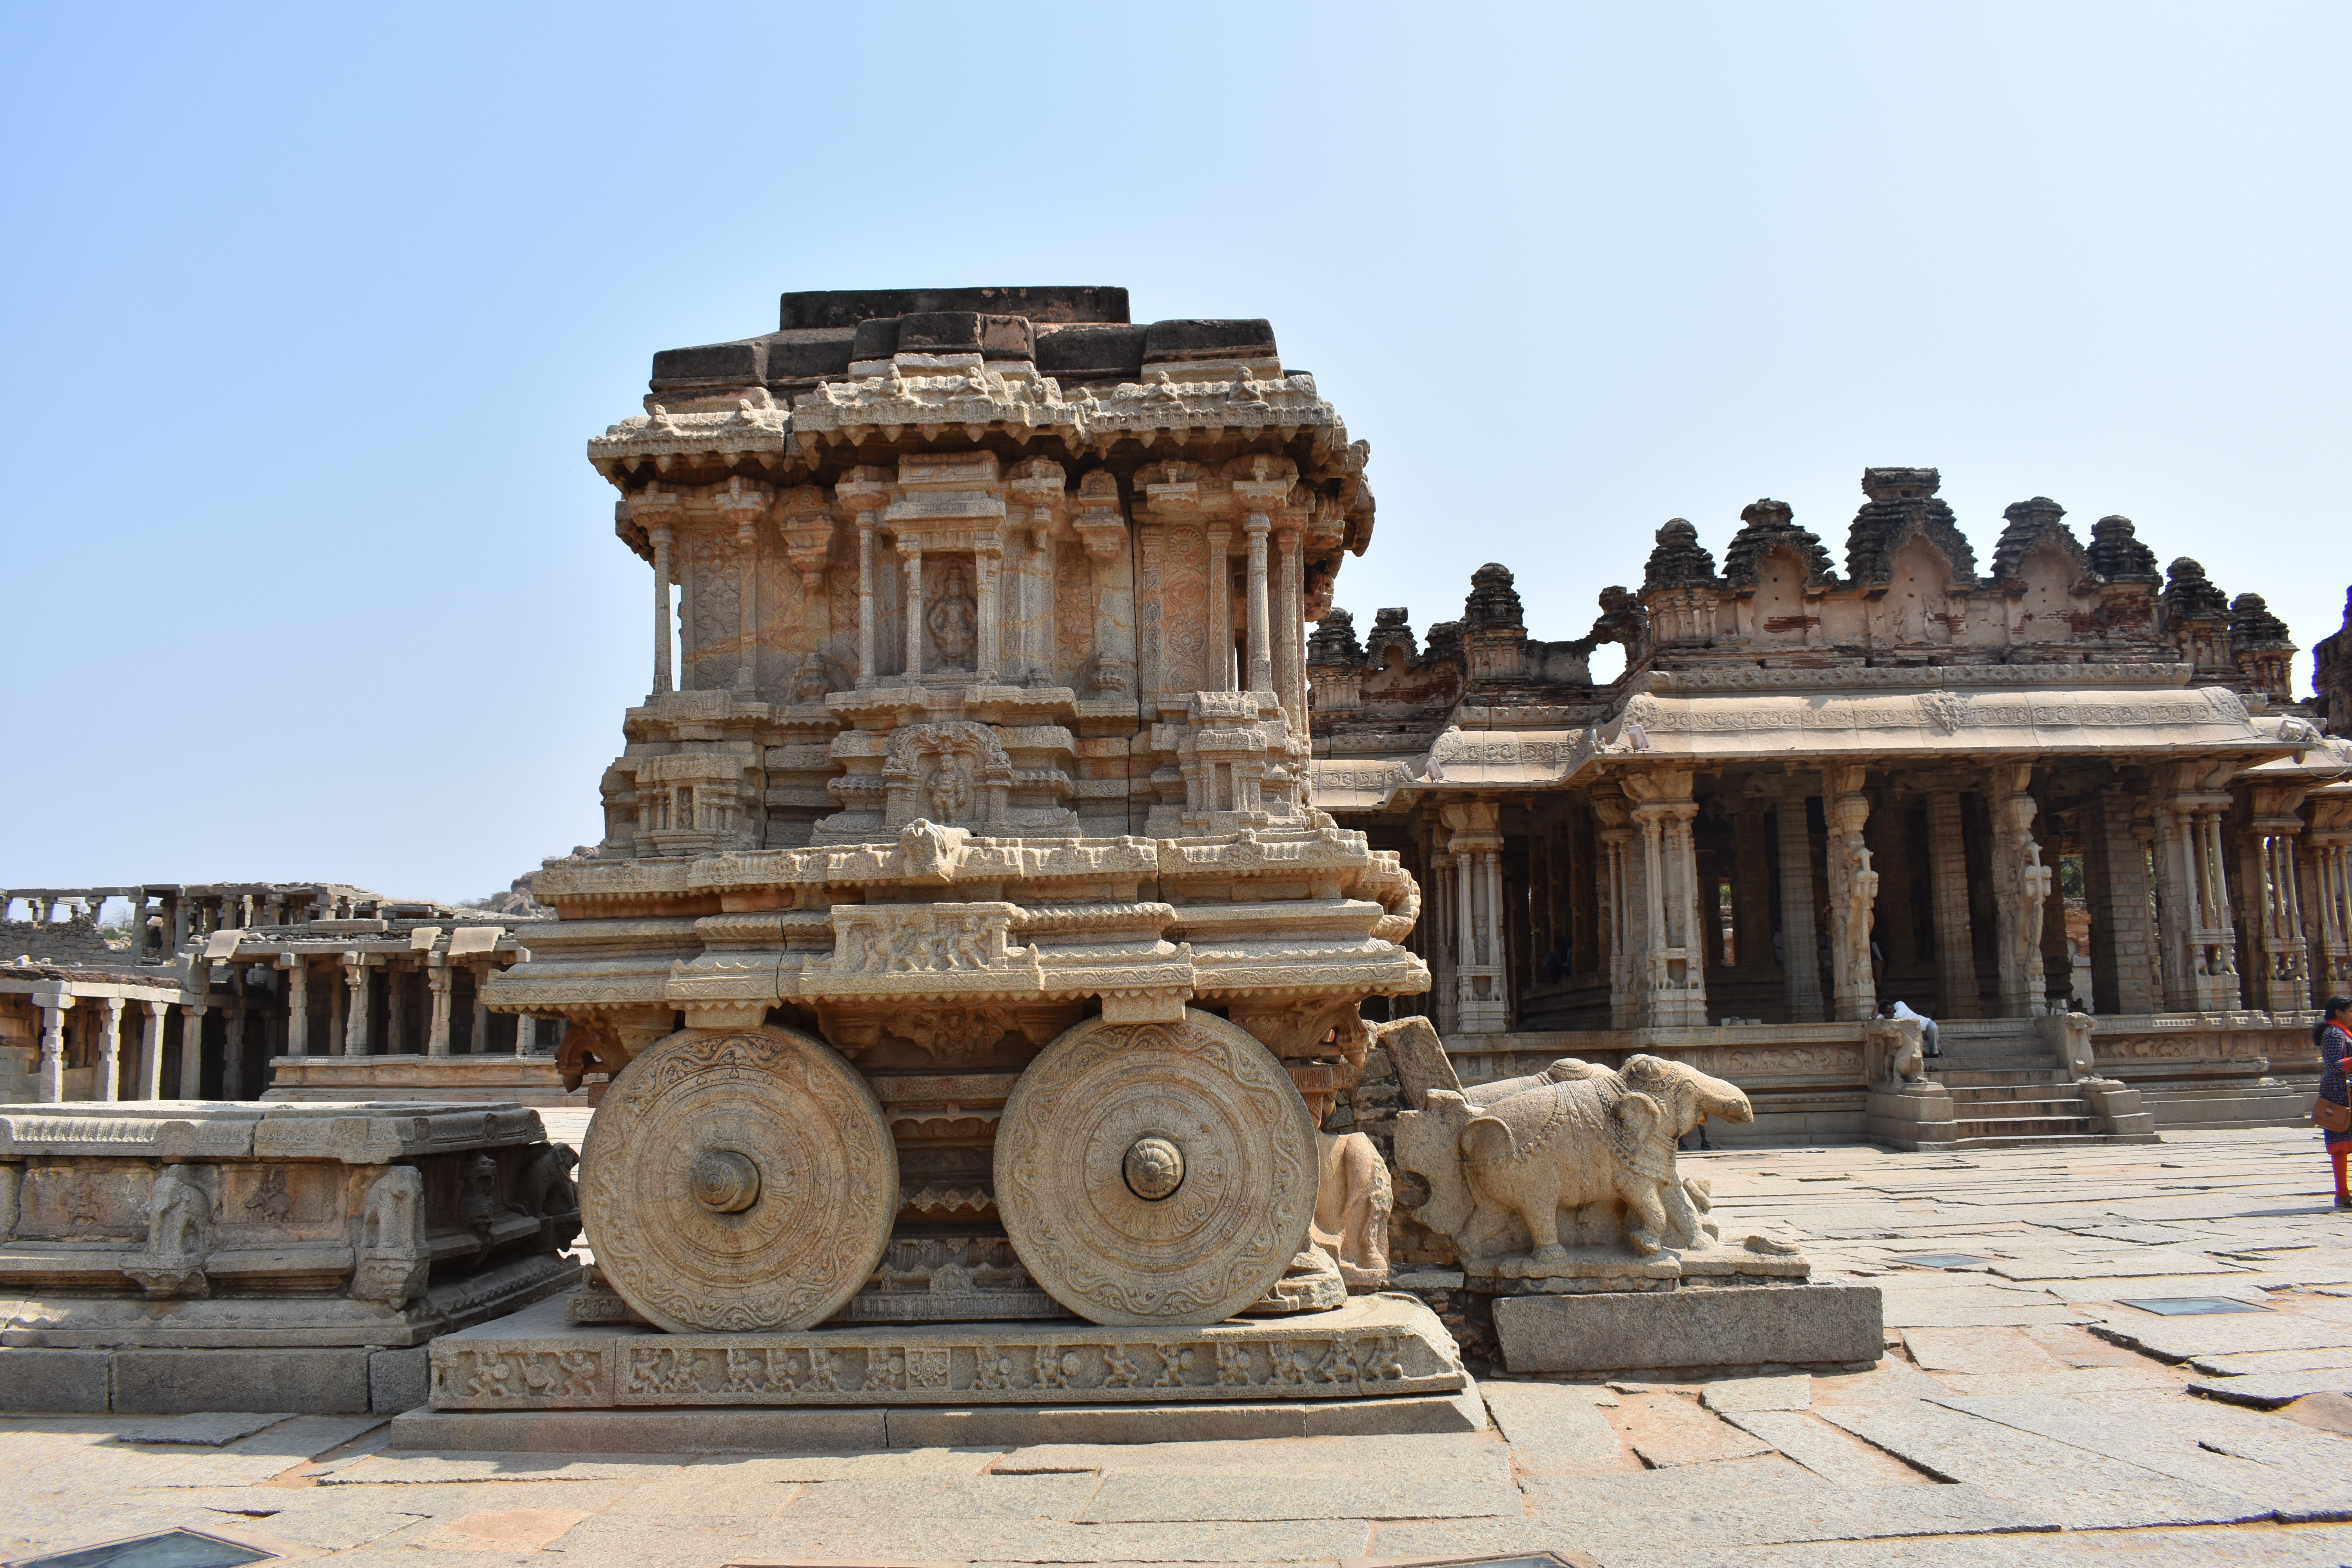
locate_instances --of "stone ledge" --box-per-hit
[388,1377,1486,1452]
[1494,1283,1883,1374]
[428,1293,1463,1410]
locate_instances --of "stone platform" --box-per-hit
[428,1292,1463,1416]
[1492,1281,1885,1376]
[262,1053,579,1107]
[0,1100,583,1414]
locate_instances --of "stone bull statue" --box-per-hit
[1397,1054,1753,1260]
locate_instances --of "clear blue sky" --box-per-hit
[4,4,2345,904]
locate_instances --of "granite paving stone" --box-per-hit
[1586,1521,2352,1568]
[560,1513,1379,1562]
[1902,1327,2072,1374]
[1616,1388,1777,1468]
[1481,1380,1628,1471]
[1818,1400,2271,1528]
[2192,1369,2352,1405]
[109,1412,294,1446]
[314,1448,689,1485]
[1699,1372,1811,1413]
[1406,1459,2051,1557]
[1079,1469,1519,1522]
[777,1472,1104,1520]
[1720,1409,1933,1487]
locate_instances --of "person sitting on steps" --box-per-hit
[1879,998,1941,1059]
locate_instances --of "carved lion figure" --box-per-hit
[1397,1054,1752,1259]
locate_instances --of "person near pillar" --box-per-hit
[1879,998,1942,1059]
[2316,997,2352,1209]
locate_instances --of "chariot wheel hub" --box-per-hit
[690,1149,762,1213]
[1122,1136,1185,1201]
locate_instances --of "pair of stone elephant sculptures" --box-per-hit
[1381,1019,1755,1264]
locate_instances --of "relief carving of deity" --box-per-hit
[926,752,976,823]
[927,564,979,670]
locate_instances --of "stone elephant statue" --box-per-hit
[1397,1054,1752,1259]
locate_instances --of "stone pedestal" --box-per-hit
[1493,1283,1885,1377]
[0,1100,583,1414]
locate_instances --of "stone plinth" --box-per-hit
[431,1291,1461,1411]
[0,1100,582,1412]
[1493,1283,1884,1376]
[264,1054,579,1107]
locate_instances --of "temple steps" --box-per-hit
[1928,1027,2154,1148]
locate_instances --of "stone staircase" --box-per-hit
[1932,1019,2158,1149]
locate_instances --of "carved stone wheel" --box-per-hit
[995,1010,1319,1327]
[580,1025,897,1333]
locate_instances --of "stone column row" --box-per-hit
[2157,766,2242,1012]
[1440,802,1510,1032]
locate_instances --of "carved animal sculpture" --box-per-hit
[1463,1058,1608,1108]
[1309,1130,1392,1289]
[1398,1054,1752,1259]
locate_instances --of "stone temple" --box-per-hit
[6,283,2352,1435]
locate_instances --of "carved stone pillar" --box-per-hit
[471,961,492,1054]
[426,959,452,1056]
[1244,514,1273,695]
[94,996,123,1102]
[900,545,925,683]
[648,522,674,699]
[1441,801,1509,1033]
[221,1005,246,1100]
[1926,789,1980,1018]
[383,960,408,1056]
[138,1000,166,1100]
[1593,789,1635,1030]
[1427,847,1458,1034]
[34,996,68,1103]
[1136,523,1165,699]
[2308,791,2352,999]
[1733,809,1775,977]
[1275,526,1303,730]
[856,515,878,686]
[733,516,760,692]
[1206,522,1233,691]
[284,957,309,1054]
[2158,765,2241,1011]
[2085,784,2159,1014]
[2239,782,2312,1013]
[179,1002,205,1098]
[517,1013,539,1056]
[1776,795,1825,1022]
[1991,764,2053,1017]
[975,546,1001,684]
[1823,765,1880,1021]
[343,955,371,1054]
[1626,770,1708,1029]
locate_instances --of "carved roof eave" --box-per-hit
[1318,679,2308,814]
[588,401,791,481]
[531,823,1391,905]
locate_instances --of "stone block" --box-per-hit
[370,1345,430,1414]
[113,1347,370,1415]
[1493,1285,1884,1375]
[0,1346,108,1412]
[1143,318,1277,363]
[387,1405,886,1453]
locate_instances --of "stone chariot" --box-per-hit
[483,288,1440,1368]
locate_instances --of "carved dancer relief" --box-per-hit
[352,1165,431,1306]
